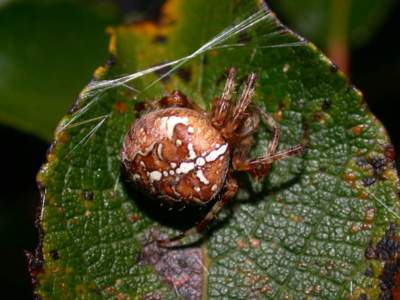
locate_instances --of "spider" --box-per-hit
[121,67,305,247]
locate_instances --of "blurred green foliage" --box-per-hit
[0,0,118,141]
[0,0,396,140]
[269,0,395,49]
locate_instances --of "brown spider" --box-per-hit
[121,67,305,246]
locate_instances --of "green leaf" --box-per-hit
[34,0,400,299]
[0,1,115,140]
[269,0,396,49]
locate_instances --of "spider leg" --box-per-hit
[211,67,237,129]
[239,145,305,169]
[222,73,257,139]
[227,105,261,144]
[234,143,305,178]
[158,175,238,247]
[260,108,281,155]
[233,108,305,178]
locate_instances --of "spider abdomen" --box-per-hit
[121,107,230,205]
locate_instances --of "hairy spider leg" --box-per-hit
[211,67,237,129]
[158,175,238,247]
[222,72,257,139]
[259,109,281,155]
[232,107,281,177]
[232,101,305,178]
[234,141,305,178]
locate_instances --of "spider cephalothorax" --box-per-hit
[121,68,305,246]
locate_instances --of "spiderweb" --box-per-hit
[44,2,400,299]
[59,1,306,150]
[58,0,400,226]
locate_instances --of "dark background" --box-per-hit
[0,0,399,298]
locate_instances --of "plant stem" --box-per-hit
[327,0,350,74]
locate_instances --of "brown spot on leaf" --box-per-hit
[105,286,116,294]
[209,49,218,57]
[93,65,108,80]
[363,207,375,228]
[236,261,272,297]
[364,224,400,299]
[161,0,180,25]
[313,111,324,124]
[114,101,128,113]
[357,154,394,187]
[116,293,126,300]
[261,284,272,294]
[129,21,163,36]
[139,230,204,300]
[289,214,304,223]
[250,238,260,248]
[344,172,356,184]
[236,239,247,249]
[359,190,369,199]
[57,131,69,144]
[352,125,364,136]
[25,250,44,288]
[273,110,283,122]
[384,144,397,162]
[128,213,140,223]
[351,223,361,233]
